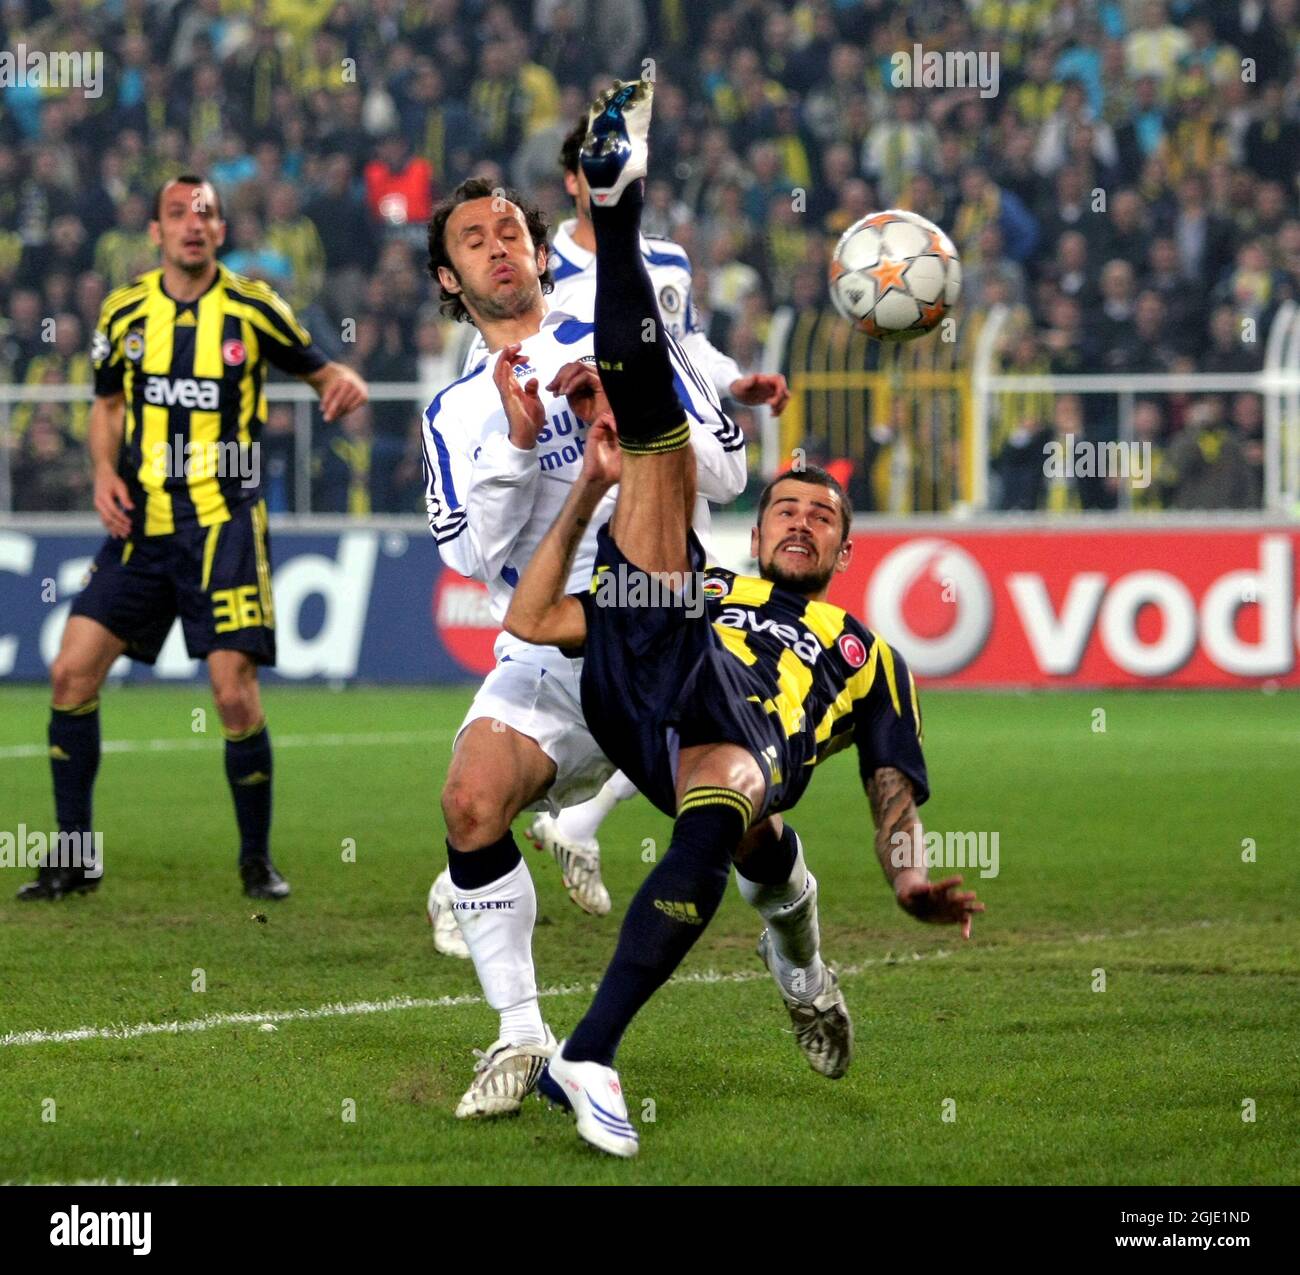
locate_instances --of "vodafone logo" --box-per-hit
[852,531,1300,684]
[866,539,993,676]
[433,576,499,675]
[222,338,246,366]
[1008,536,1296,678]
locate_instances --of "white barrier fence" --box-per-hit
[4,301,1299,517]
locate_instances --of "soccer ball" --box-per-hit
[829,210,961,341]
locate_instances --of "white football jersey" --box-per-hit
[459,219,741,398]
[422,307,746,624]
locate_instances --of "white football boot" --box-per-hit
[526,813,612,917]
[426,870,470,959]
[580,78,653,207]
[538,1041,639,1157]
[757,929,853,1079]
[455,1025,557,1119]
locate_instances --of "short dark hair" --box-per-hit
[426,178,553,323]
[559,116,587,176]
[757,465,853,541]
[153,174,222,220]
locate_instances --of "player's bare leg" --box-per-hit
[208,649,286,900]
[440,719,559,1117]
[19,616,123,900]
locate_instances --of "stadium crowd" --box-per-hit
[1,0,1297,514]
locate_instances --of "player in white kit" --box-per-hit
[421,176,747,1116]
[429,118,790,946]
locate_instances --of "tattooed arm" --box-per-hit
[866,766,984,939]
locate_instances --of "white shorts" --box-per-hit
[455,633,615,814]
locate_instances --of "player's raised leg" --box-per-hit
[736,815,852,1079]
[583,79,696,577]
[441,718,557,1117]
[537,85,767,1155]
[18,616,122,900]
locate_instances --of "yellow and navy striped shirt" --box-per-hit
[91,264,327,536]
[702,568,928,806]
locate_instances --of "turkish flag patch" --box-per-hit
[838,633,868,668]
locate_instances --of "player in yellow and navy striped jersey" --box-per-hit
[498,81,983,1157]
[19,175,368,903]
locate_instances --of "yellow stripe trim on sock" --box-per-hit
[619,417,691,455]
[52,698,100,715]
[221,717,267,743]
[678,786,754,826]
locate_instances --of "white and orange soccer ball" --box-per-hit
[828,210,961,341]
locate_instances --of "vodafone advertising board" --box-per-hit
[828,529,1300,688]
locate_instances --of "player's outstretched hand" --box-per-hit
[729,373,791,415]
[547,360,611,426]
[495,343,546,447]
[93,467,134,539]
[581,415,621,490]
[896,872,985,940]
[318,363,369,422]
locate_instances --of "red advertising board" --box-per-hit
[827,528,1300,688]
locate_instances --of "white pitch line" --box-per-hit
[0,951,950,1048]
[0,729,446,761]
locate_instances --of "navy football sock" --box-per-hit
[49,699,101,839]
[446,831,522,889]
[224,720,272,863]
[735,820,799,886]
[590,182,688,454]
[564,788,752,1067]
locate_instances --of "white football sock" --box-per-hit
[451,858,546,1044]
[552,770,638,846]
[736,838,826,1001]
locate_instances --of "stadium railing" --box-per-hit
[3,302,1298,520]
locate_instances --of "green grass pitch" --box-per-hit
[0,684,1296,1185]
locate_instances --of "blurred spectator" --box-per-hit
[1163,397,1254,509]
[314,406,373,515]
[92,192,153,290]
[363,132,435,228]
[12,412,91,512]
[994,416,1055,511]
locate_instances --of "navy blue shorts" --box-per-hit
[577,524,793,819]
[71,499,276,666]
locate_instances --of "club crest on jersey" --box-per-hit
[702,577,727,600]
[222,338,246,366]
[658,284,682,314]
[123,330,145,362]
[838,633,868,668]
